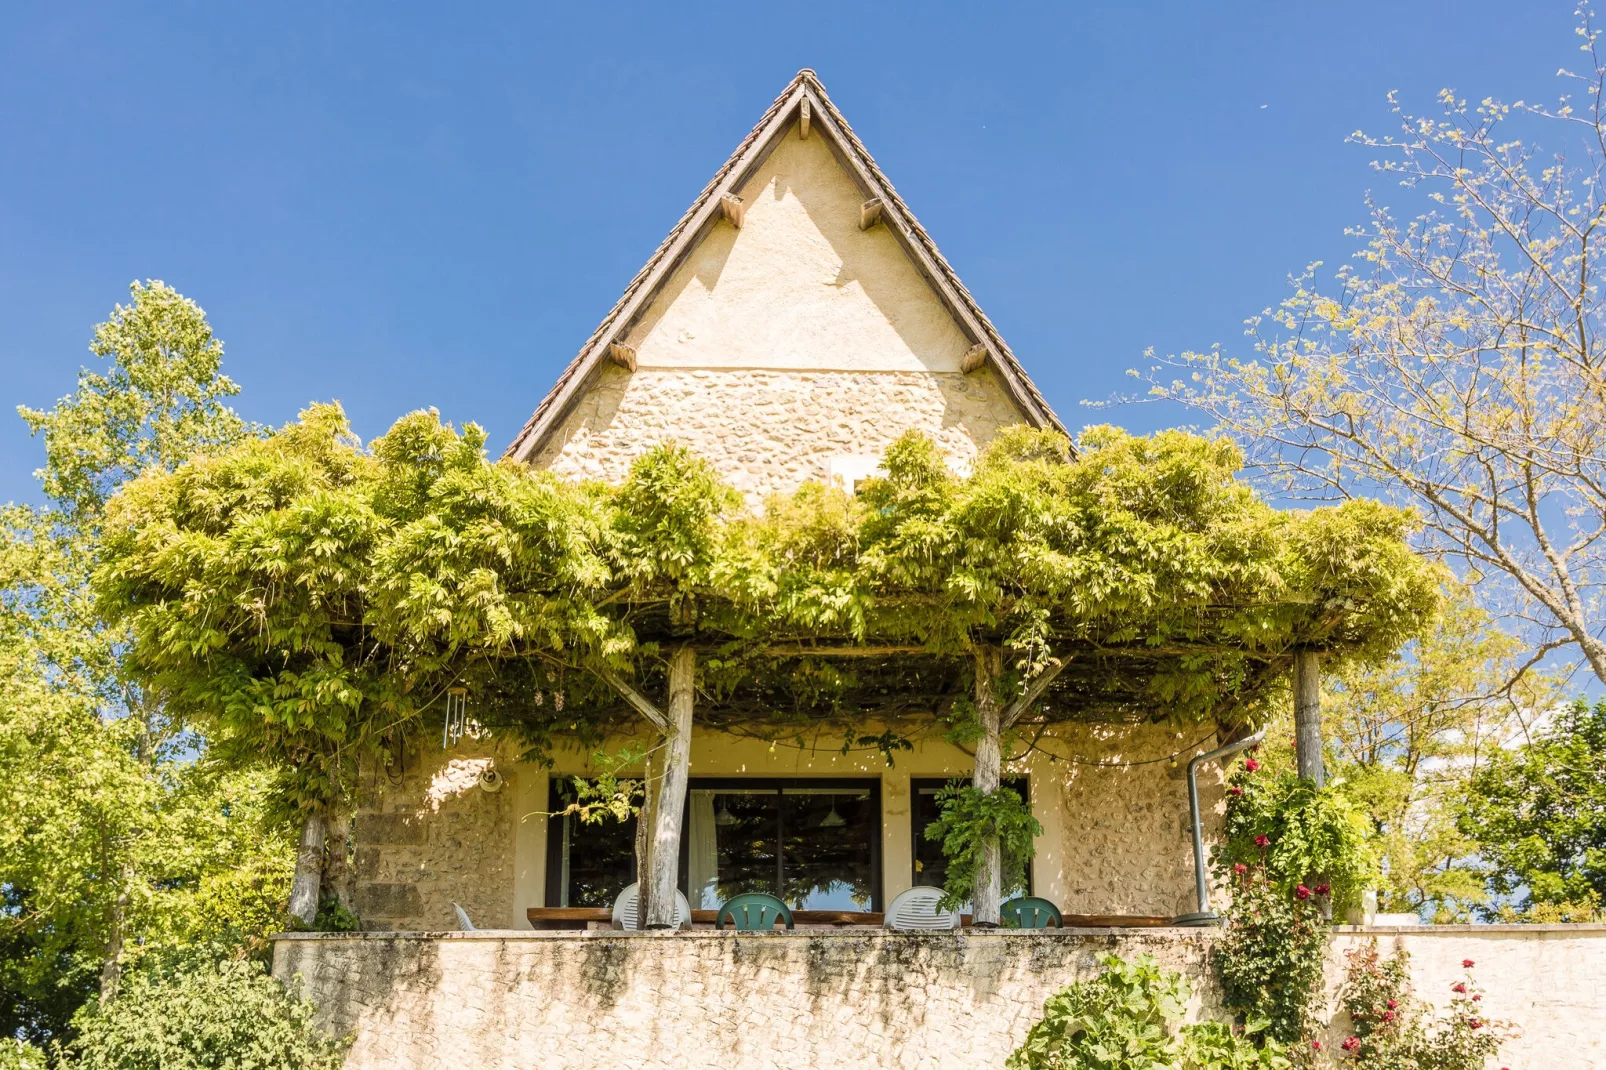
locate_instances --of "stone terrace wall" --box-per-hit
[274,926,1606,1070]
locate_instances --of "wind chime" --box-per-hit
[442,686,468,749]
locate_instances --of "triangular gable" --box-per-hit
[504,69,1065,464]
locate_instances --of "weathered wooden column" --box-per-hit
[972,646,1004,927]
[645,646,695,929]
[1293,649,1325,788]
[634,752,657,926]
[287,808,326,925]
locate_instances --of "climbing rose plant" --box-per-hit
[1335,942,1507,1069]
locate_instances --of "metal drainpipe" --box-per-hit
[1173,726,1267,926]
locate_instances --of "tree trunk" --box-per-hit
[634,752,656,928]
[1294,650,1325,788]
[324,810,355,914]
[98,861,133,1002]
[288,808,326,927]
[645,647,694,929]
[972,646,1004,927]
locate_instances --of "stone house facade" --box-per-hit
[351,69,1217,935]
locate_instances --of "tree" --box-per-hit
[1459,698,1606,915]
[1322,590,1561,918]
[1147,7,1606,687]
[0,281,284,1042]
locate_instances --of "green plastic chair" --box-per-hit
[715,892,795,931]
[1001,896,1063,929]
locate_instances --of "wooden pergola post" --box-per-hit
[971,647,1004,927]
[646,646,695,928]
[1293,649,1325,788]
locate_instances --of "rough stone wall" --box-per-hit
[531,366,1021,504]
[275,926,1606,1070]
[351,737,516,932]
[1037,723,1222,918]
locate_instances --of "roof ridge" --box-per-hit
[504,70,1065,463]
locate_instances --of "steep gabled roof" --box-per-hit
[505,69,1066,464]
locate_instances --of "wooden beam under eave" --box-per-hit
[859,198,884,230]
[961,343,988,374]
[608,342,637,371]
[799,99,811,139]
[720,193,746,228]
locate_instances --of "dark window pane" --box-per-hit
[779,789,876,910]
[692,789,780,906]
[546,778,637,908]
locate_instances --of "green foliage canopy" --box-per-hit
[94,409,1442,812]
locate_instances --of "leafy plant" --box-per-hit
[923,781,1041,911]
[68,952,348,1070]
[1335,941,1506,1069]
[1007,953,1288,1070]
[1459,698,1606,914]
[1214,863,1328,1046]
[1217,758,1376,912]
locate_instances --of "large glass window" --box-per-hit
[683,779,881,911]
[545,776,883,912]
[910,777,1030,899]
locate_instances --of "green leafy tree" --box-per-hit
[1459,698,1606,915]
[0,282,285,1042]
[67,952,346,1069]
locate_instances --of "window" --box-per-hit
[682,779,882,911]
[910,777,1030,899]
[544,778,638,908]
[545,776,883,912]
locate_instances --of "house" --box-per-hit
[274,70,1606,1070]
[345,70,1212,935]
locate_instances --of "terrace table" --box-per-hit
[525,907,1173,930]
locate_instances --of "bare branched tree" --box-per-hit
[1148,6,1606,686]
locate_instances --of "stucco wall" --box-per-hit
[350,722,1219,932]
[275,926,1606,1070]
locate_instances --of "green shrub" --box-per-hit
[0,1040,46,1070]
[1335,941,1507,1070]
[1214,864,1328,1045]
[68,953,346,1070]
[923,781,1041,910]
[1007,953,1288,1070]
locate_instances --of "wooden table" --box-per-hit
[525,907,1173,930]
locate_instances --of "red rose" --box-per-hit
[1469,1019,1484,1030]
[1382,1010,1395,1022]
[1233,863,1248,875]
[1315,883,1331,895]
[1228,786,1244,796]
[1341,1037,1360,1052]
[1452,982,1467,994]
[1472,994,1482,1001]
[1254,834,1270,848]
[1295,884,1312,900]
[1462,959,1475,968]
[1311,1040,1322,1051]
[1244,758,1261,772]
[1386,999,1397,1009]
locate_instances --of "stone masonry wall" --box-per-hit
[531,366,1022,504]
[275,926,1606,1069]
[351,736,517,932]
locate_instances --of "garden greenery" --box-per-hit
[1335,941,1506,1069]
[93,405,1442,820]
[923,782,1041,910]
[67,952,347,1069]
[1006,953,1288,1070]
[1213,754,1376,1045]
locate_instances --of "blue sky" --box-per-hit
[0,2,1581,507]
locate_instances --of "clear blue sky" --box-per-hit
[0,2,1581,507]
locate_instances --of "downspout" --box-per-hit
[1173,727,1267,926]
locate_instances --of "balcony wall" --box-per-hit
[274,925,1606,1070]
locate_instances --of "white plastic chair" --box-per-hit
[610,882,693,930]
[884,886,961,931]
[452,902,477,931]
